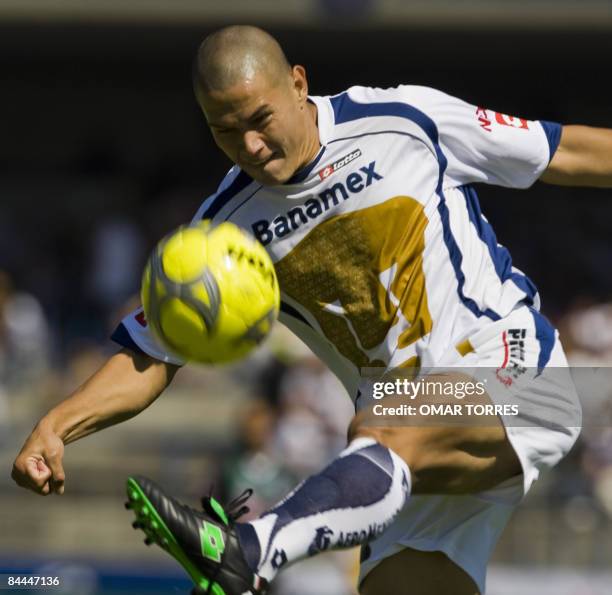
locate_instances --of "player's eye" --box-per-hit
[252,114,271,128]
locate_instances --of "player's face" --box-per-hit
[196,66,318,185]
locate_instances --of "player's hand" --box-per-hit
[11,421,66,495]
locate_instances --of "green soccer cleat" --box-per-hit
[125,475,268,595]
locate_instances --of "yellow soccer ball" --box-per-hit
[141,220,280,363]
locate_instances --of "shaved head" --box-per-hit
[194,26,292,93]
[192,26,319,186]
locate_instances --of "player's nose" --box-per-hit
[242,130,266,160]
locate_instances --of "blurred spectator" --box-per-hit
[86,217,146,315]
[222,398,296,519]
[0,269,51,390]
[274,357,353,475]
[563,300,612,364]
[558,299,612,524]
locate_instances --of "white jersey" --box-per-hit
[112,85,561,400]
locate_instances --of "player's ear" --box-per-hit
[291,65,309,104]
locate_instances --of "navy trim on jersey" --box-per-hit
[285,145,326,184]
[224,185,263,220]
[201,170,254,220]
[280,301,314,329]
[330,92,500,321]
[460,185,538,305]
[539,121,562,162]
[328,130,423,145]
[110,322,147,356]
[331,94,438,140]
[530,307,555,374]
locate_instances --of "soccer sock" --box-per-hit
[234,437,411,581]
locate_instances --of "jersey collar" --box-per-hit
[283,95,333,185]
[308,95,335,146]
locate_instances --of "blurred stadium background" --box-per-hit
[1,1,612,593]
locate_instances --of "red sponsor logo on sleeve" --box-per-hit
[135,311,147,327]
[495,112,529,130]
[476,107,492,132]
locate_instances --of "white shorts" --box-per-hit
[358,306,582,594]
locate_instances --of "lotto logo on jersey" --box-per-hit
[318,149,362,180]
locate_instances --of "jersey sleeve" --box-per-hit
[110,306,186,365]
[396,85,562,189]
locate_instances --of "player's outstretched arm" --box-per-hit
[11,348,179,496]
[541,124,612,187]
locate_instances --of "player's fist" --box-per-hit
[11,421,66,496]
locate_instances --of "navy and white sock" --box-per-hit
[235,437,411,581]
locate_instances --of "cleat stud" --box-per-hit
[124,502,132,510]
[129,490,140,500]
[151,520,158,529]
[144,537,153,546]
[132,521,141,529]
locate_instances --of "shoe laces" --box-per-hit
[225,488,254,522]
[200,487,254,524]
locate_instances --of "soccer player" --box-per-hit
[12,26,612,595]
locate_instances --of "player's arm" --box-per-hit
[12,348,179,496]
[541,125,612,187]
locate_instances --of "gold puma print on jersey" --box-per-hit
[275,196,432,369]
